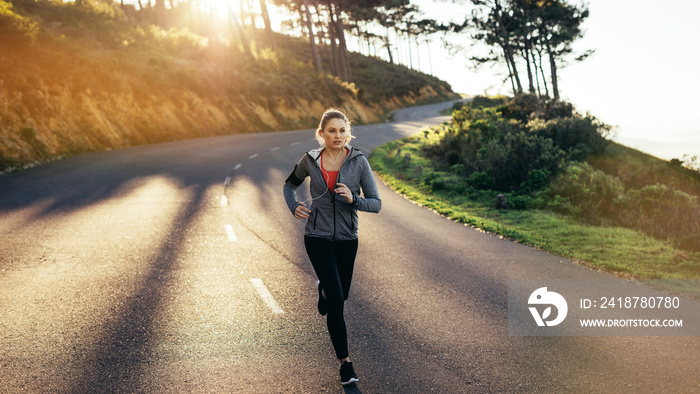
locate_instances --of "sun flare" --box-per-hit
[206,0,239,19]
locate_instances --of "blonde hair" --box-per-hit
[315,108,354,147]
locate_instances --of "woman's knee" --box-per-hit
[326,293,345,312]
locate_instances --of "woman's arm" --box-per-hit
[354,156,381,213]
[283,158,309,214]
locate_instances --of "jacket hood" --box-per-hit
[307,145,363,163]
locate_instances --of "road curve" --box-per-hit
[1,101,699,393]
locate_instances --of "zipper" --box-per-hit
[332,193,336,240]
[311,147,354,241]
[333,148,352,241]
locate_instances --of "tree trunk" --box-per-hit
[503,47,517,95]
[426,41,433,75]
[228,0,251,56]
[494,0,521,94]
[532,47,542,97]
[327,2,339,76]
[246,0,256,28]
[524,37,536,94]
[154,0,167,26]
[394,28,402,65]
[545,40,559,99]
[302,0,324,74]
[334,5,352,82]
[258,0,275,49]
[415,37,421,71]
[384,31,393,63]
[536,46,549,97]
[407,34,413,69]
[239,2,246,26]
[503,44,522,94]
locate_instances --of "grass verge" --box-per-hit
[369,127,700,287]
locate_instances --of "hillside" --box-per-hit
[369,95,700,281]
[0,0,458,172]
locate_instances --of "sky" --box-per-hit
[237,0,699,161]
[408,0,700,161]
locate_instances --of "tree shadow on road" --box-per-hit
[70,179,208,392]
[343,382,362,393]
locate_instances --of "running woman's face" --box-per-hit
[320,118,348,150]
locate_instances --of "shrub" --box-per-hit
[489,131,565,191]
[450,163,466,175]
[427,97,569,193]
[474,139,507,175]
[0,0,39,46]
[548,162,625,222]
[499,94,575,123]
[451,100,467,112]
[621,185,700,247]
[519,169,552,195]
[498,94,541,122]
[467,171,494,190]
[529,115,611,160]
[541,99,574,119]
[508,195,533,210]
[424,172,469,194]
[470,95,509,108]
[548,163,700,251]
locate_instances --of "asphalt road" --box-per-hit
[1,101,699,393]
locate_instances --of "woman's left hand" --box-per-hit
[334,183,354,204]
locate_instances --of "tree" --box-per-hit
[471,0,524,94]
[448,0,591,99]
[528,0,590,99]
[259,0,276,49]
[273,0,409,81]
[227,0,252,56]
[301,0,324,73]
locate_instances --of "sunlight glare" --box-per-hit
[207,0,239,20]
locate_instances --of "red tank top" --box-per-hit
[321,149,346,192]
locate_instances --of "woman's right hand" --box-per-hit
[294,202,311,219]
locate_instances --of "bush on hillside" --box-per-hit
[0,0,39,45]
[622,185,700,251]
[548,163,700,251]
[529,115,612,161]
[423,95,600,193]
[498,93,574,122]
[548,162,624,221]
[451,95,508,112]
[417,94,700,252]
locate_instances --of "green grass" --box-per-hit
[369,127,700,284]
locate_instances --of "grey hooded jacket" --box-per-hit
[283,145,381,241]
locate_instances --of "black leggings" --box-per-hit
[304,236,358,360]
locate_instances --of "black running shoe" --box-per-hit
[316,280,327,316]
[339,361,358,385]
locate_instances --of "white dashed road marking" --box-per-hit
[270,147,280,151]
[249,153,259,159]
[234,163,242,170]
[224,224,238,242]
[291,142,300,146]
[250,278,285,314]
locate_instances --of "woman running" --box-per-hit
[283,108,381,386]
